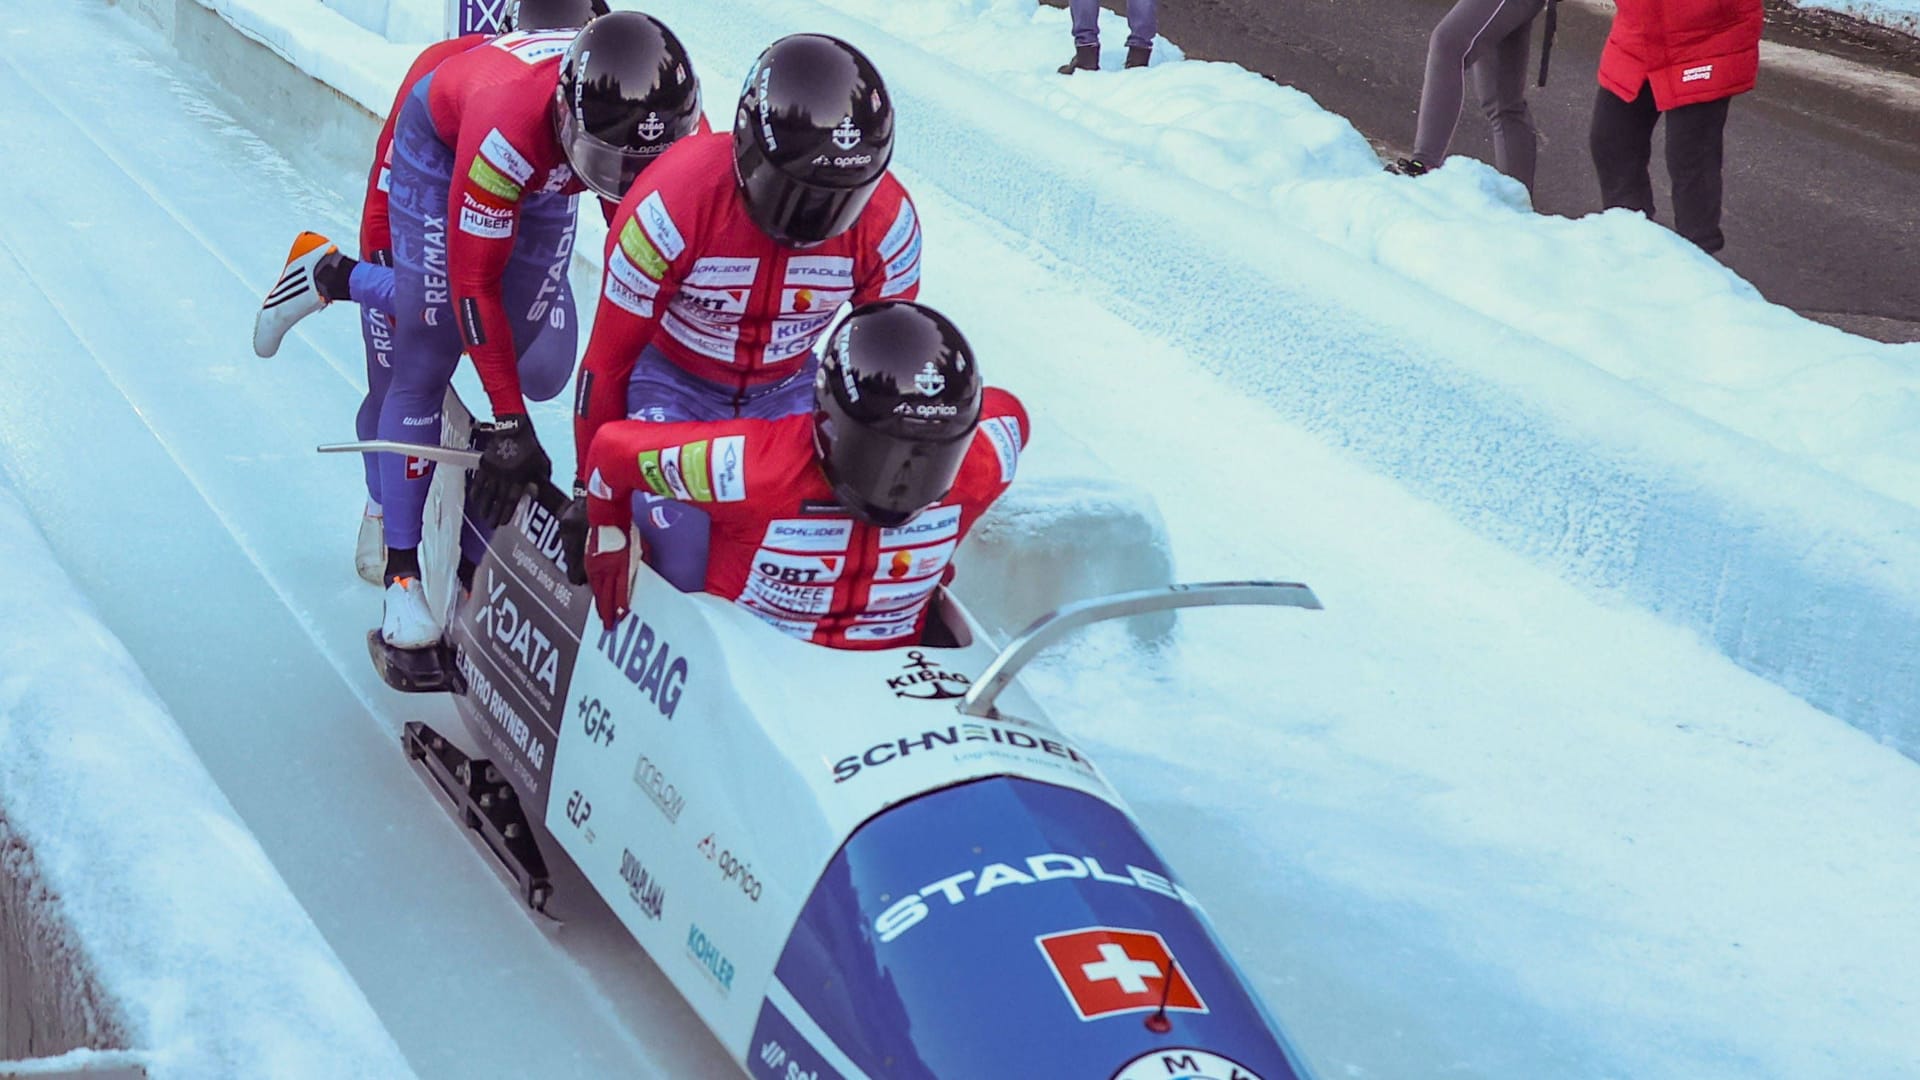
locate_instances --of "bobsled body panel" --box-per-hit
[752,776,1309,1080]
[438,494,1311,1078]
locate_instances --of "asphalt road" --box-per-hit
[1050,0,1920,341]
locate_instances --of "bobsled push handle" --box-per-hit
[317,440,484,469]
[317,442,570,516]
[959,581,1322,720]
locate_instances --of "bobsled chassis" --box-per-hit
[322,426,1323,1080]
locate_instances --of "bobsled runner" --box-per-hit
[322,433,1322,1080]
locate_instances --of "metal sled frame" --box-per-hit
[960,581,1322,721]
[402,721,555,914]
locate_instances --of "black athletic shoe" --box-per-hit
[1386,157,1430,177]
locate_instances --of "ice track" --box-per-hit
[0,3,1916,1078]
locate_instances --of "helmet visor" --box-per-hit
[557,100,664,202]
[739,159,881,247]
[822,414,973,527]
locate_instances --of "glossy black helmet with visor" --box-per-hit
[814,302,982,528]
[554,11,702,202]
[503,0,607,32]
[733,34,894,247]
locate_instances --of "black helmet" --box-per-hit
[503,0,607,32]
[554,12,702,202]
[814,303,982,527]
[734,35,894,247]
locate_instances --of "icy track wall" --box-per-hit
[1,839,124,1069]
[128,0,1920,753]
[0,478,413,1079]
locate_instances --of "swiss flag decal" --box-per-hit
[1036,927,1207,1022]
[404,455,432,480]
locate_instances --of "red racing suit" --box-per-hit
[359,33,486,261]
[582,388,1027,649]
[426,28,594,417]
[1600,0,1763,110]
[572,132,924,482]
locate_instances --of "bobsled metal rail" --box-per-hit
[317,441,483,469]
[960,581,1323,720]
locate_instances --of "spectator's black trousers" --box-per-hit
[1590,81,1732,253]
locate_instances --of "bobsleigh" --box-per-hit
[328,431,1322,1080]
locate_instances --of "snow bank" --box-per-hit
[1794,0,1920,35]
[600,0,1920,742]
[133,0,1920,751]
[0,478,412,1079]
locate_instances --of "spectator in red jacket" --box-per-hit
[1590,0,1764,253]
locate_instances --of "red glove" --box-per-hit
[585,524,632,629]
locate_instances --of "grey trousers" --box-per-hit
[1412,0,1546,192]
[1071,0,1158,50]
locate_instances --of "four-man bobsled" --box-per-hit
[390,477,1323,1080]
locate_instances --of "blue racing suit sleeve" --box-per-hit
[347,259,397,318]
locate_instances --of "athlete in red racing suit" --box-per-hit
[570,133,923,466]
[568,35,924,595]
[575,303,1023,649]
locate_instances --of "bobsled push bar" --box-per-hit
[960,581,1322,721]
[316,441,483,469]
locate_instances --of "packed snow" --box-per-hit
[1,0,1917,1078]
[0,478,409,1077]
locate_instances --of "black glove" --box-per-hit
[468,413,551,527]
[559,485,590,586]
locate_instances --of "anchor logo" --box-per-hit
[913,361,946,396]
[832,116,862,151]
[887,650,971,701]
[637,112,667,142]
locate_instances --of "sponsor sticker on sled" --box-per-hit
[632,754,684,824]
[1111,1049,1263,1080]
[874,853,1200,943]
[832,719,1096,783]
[593,615,689,720]
[619,848,665,921]
[686,923,736,994]
[1036,927,1206,1022]
[883,649,970,699]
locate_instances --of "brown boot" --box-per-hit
[1057,43,1099,74]
[1125,45,1152,69]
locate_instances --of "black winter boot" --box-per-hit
[1385,157,1430,177]
[1125,45,1152,69]
[1057,43,1099,74]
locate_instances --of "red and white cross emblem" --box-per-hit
[1035,927,1207,1021]
[404,455,432,480]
